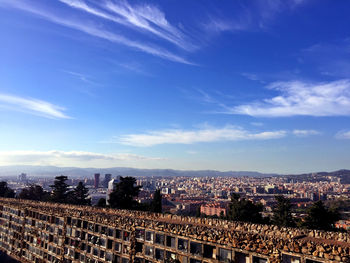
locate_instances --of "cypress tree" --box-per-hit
[50,175,70,203]
[72,182,91,205]
[272,195,295,227]
[150,189,162,213]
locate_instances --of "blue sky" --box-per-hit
[0,0,350,173]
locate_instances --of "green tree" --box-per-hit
[227,193,264,223]
[302,200,340,231]
[18,185,49,201]
[0,181,15,198]
[108,176,141,209]
[272,195,295,227]
[50,175,71,203]
[71,182,91,205]
[150,189,162,213]
[326,198,350,213]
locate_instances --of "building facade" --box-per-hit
[103,175,112,189]
[200,203,227,217]
[94,174,100,189]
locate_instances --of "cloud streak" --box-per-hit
[58,0,196,51]
[335,130,350,139]
[203,0,307,35]
[203,17,248,34]
[228,79,350,117]
[292,129,320,137]
[0,150,161,164]
[2,0,193,64]
[0,93,70,119]
[62,70,99,85]
[301,38,350,78]
[1,0,308,64]
[118,126,286,146]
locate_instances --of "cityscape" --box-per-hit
[2,169,350,227]
[1,0,350,262]
[0,169,349,263]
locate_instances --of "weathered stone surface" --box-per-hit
[0,197,349,263]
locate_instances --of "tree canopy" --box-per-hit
[18,185,49,201]
[0,181,15,198]
[227,193,264,223]
[272,195,295,227]
[50,175,71,203]
[108,176,141,209]
[150,189,162,213]
[302,200,340,231]
[71,182,91,205]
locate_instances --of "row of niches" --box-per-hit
[0,200,348,263]
[64,225,247,262]
[22,242,61,263]
[24,230,63,248]
[67,218,223,257]
[2,199,350,244]
[25,209,65,226]
[0,206,22,217]
[0,219,22,233]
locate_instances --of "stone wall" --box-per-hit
[0,198,349,263]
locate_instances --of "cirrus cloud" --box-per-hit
[58,0,197,51]
[0,150,162,166]
[1,0,193,65]
[292,129,321,137]
[118,126,286,147]
[335,130,350,139]
[229,79,350,117]
[0,93,71,119]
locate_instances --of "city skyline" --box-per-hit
[1,0,350,173]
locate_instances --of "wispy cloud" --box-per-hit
[203,0,307,35]
[251,122,264,127]
[227,79,350,117]
[104,1,196,51]
[335,130,350,139]
[0,150,162,165]
[2,0,193,64]
[118,126,286,146]
[58,0,196,51]
[195,89,233,111]
[1,0,308,65]
[203,16,249,34]
[0,93,71,119]
[62,70,98,85]
[241,73,261,82]
[64,70,88,82]
[240,69,302,83]
[301,38,350,78]
[255,0,307,28]
[293,129,321,137]
[118,62,152,76]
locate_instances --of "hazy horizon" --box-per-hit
[0,164,348,177]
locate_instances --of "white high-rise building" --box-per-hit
[106,177,120,205]
[18,173,27,182]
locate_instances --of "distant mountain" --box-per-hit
[285,169,350,183]
[0,165,278,178]
[1,165,349,182]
